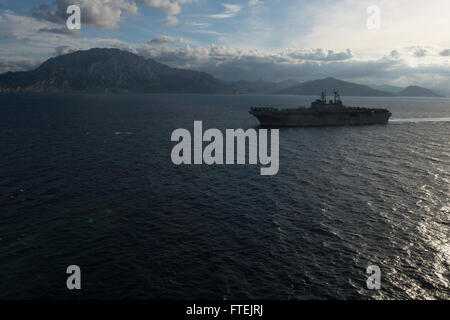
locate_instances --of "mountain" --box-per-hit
[396,85,444,97]
[431,89,450,97]
[1,51,443,97]
[277,80,301,89]
[0,48,234,93]
[370,84,444,97]
[277,77,394,96]
[228,79,300,94]
[369,84,404,93]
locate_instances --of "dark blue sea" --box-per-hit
[0,94,449,299]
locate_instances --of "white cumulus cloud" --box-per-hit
[31,0,138,29]
[148,35,184,45]
[209,4,241,19]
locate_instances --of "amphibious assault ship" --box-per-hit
[249,91,392,127]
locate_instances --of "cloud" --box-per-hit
[31,0,138,29]
[137,0,184,15]
[38,27,81,36]
[281,0,450,65]
[138,0,195,25]
[135,43,450,89]
[439,49,450,57]
[138,44,358,78]
[0,10,52,40]
[186,29,221,35]
[2,33,17,39]
[249,0,262,5]
[209,4,241,19]
[185,21,210,28]
[148,35,184,45]
[288,49,353,62]
[137,44,209,67]
[165,15,179,26]
[137,44,352,69]
[390,50,401,59]
[31,0,196,28]
[413,47,428,58]
[53,45,77,56]
[0,58,39,74]
[4,40,450,91]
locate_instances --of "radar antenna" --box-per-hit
[333,89,341,104]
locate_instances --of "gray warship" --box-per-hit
[250,91,392,127]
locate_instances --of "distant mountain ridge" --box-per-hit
[396,85,443,97]
[370,84,443,97]
[369,84,405,93]
[0,48,233,93]
[275,77,443,97]
[0,48,444,97]
[277,77,392,97]
[227,79,300,94]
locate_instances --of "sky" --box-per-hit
[1,0,450,90]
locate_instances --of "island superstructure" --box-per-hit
[249,91,392,127]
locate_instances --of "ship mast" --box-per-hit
[321,91,326,104]
[333,89,341,104]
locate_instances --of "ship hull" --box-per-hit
[250,110,391,127]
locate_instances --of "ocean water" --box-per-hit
[0,94,448,300]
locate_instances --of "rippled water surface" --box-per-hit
[0,94,449,299]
